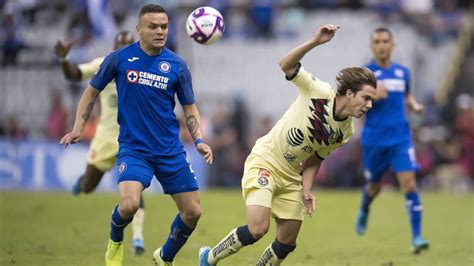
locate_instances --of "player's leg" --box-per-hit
[106,181,144,266]
[392,143,429,254]
[106,154,153,266]
[203,194,271,266]
[256,219,300,265]
[152,165,201,265]
[72,164,105,195]
[255,186,303,265]
[132,195,146,254]
[356,146,389,235]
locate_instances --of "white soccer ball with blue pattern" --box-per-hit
[186,6,225,45]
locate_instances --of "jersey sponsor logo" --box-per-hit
[383,79,406,92]
[126,70,139,83]
[283,151,297,163]
[307,98,344,146]
[159,61,171,73]
[118,162,127,174]
[301,145,313,153]
[126,70,170,90]
[374,70,383,77]
[127,57,140,62]
[286,128,304,146]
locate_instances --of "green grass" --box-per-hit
[1,190,473,266]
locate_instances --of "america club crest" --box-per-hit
[159,61,171,73]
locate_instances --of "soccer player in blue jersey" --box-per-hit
[60,4,213,266]
[355,27,429,254]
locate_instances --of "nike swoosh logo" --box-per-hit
[128,57,139,62]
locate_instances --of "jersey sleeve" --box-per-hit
[286,63,332,98]
[176,63,195,105]
[79,57,104,81]
[90,52,118,91]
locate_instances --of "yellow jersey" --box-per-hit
[251,65,354,182]
[79,57,119,141]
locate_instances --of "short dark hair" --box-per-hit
[336,67,376,95]
[138,4,167,18]
[370,27,393,41]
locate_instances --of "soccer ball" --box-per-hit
[186,6,225,45]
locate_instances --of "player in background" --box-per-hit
[199,24,377,266]
[355,27,429,254]
[60,4,213,266]
[54,31,148,255]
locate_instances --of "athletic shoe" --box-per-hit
[132,238,145,255]
[356,210,368,235]
[152,247,174,266]
[105,239,123,266]
[412,236,429,254]
[199,246,215,266]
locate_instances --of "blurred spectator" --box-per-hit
[2,115,27,139]
[454,93,474,180]
[1,0,26,66]
[46,91,68,140]
[431,0,464,45]
[365,0,402,21]
[400,0,434,37]
[248,0,275,39]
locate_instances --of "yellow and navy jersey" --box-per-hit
[251,64,354,181]
[79,57,119,141]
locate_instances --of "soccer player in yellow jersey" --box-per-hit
[199,24,377,265]
[54,32,147,255]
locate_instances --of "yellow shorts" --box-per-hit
[87,137,118,172]
[242,153,304,221]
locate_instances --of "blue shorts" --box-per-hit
[362,141,418,183]
[116,152,198,194]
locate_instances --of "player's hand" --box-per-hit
[412,103,425,114]
[60,131,82,148]
[197,142,213,164]
[376,81,389,100]
[312,24,340,45]
[303,191,316,218]
[54,40,72,59]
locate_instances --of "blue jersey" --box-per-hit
[90,42,195,156]
[361,61,411,146]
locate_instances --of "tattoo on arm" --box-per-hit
[186,115,199,139]
[81,102,94,127]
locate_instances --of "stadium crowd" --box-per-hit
[0,0,472,191]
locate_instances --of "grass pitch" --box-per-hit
[1,190,473,266]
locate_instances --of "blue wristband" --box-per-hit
[194,138,203,146]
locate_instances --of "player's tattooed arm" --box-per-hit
[182,103,204,141]
[72,85,100,133]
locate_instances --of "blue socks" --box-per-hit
[110,205,133,242]
[161,214,195,262]
[405,191,422,238]
[360,185,374,213]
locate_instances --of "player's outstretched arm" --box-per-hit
[279,24,340,77]
[54,40,82,81]
[182,103,213,164]
[60,85,100,147]
[301,154,322,218]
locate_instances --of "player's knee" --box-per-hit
[248,223,269,240]
[119,197,140,216]
[181,206,202,224]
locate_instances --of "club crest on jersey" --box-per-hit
[126,70,139,83]
[159,61,171,73]
[118,162,127,174]
[283,151,297,163]
[395,69,404,78]
[374,70,382,77]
